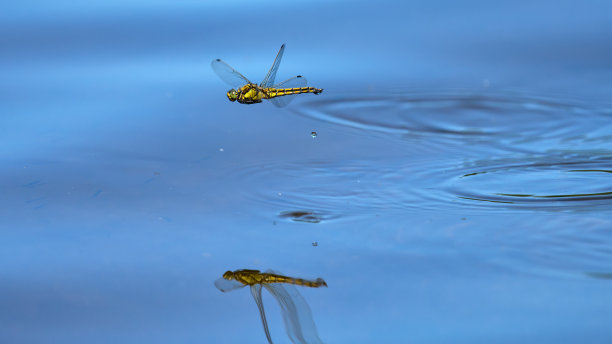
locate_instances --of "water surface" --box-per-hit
[2,1,612,343]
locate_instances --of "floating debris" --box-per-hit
[312,242,318,247]
[279,210,323,223]
[311,131,317,138]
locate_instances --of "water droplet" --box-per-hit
[219,148,224,152]
[311,131,317,138]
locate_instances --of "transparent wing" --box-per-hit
[260,44,286,87]
[273,75,307,89]
[213,277,246,293]
[263,270,324,344]
[250,284,274,344]
[268,76,308,108]
[211,58,252,87]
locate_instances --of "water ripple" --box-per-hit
[231,151,612,219]
[295,91,612,150]
[231,159,431,222]
[234,92,612,219]
[438,153,612,211]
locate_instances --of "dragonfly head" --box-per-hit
[222,270,235,280]
[226,89,238,102]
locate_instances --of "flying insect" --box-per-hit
[211,44,323,107]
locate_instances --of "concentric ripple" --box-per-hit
[232,92,612,219]
[231,152,612,220]
[438,153,612,211]
[231,159,435,222]
[294,91,612,150]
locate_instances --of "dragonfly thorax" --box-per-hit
[222,270,235,280]
[232,84,265,104]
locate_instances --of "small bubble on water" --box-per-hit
[311,131,317,138]
[219,148,224,152]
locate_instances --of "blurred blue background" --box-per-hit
[2,1,612,343]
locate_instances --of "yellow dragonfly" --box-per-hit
[214,269,327,344]
[211,44,323,107]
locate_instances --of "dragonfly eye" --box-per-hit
[223,271,234,280]
[226,89,238,102]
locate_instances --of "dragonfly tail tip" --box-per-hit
[316,278,328,287]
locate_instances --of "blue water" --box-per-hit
[2,1,612,343]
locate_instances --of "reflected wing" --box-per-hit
[211,58,252,87]
[214,277,246,292]
[260,44,286,87]
[263,270,324,344]
[268,76,308,108]
[250,284,274,344]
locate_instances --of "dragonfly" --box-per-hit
[214,269,327,344]
[211,44,323,107]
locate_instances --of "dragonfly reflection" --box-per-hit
[211,44,323,107]
[215,269,327,344]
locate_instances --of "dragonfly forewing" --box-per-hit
[260,44,286,88]
[211,58,253,87]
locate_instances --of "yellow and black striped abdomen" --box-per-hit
[264,87,323,99]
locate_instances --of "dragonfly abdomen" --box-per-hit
[264,87,323,99]
[264,274,328,288]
